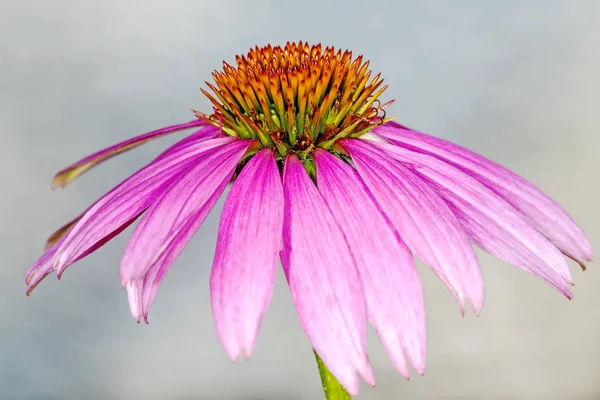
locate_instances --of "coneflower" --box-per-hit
[26,42,592,398]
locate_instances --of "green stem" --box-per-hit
[314,351,352,400]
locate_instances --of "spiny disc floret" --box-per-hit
[196,42,392,158]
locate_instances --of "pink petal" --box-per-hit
[53,136,238,277]
[280,153,373,395]
[133,129,238,320]
[52,120,207,188]
[26,240,62,295]
[27,215,137,294]
[28,129,222,292]
[139,186,226,322]
[314,149,426,378]
[210,148,284,360]
[371,140,574,296]
[342,138,484,314]
[43,128,220,250]
[119,139,252,319]
[374,123,593,264]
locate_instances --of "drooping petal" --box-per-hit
[52,120,207,188]
[27,215,137,294]
[314,149,426,378]
[119,139,252,310]
[280,153,373,396]
[30,131,220,290]
[123,142,248,322]
[129,133,249,319]
[342,138,484,313]
[53,136,238,277]
[43,129,220,250]
[210,148,283,360]
[370,140,574,296]
[136,141,259,322]
[374,123,593,264]
[26,240,63,295]
[139,186,226,322]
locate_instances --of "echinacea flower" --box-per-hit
[26,42,593,397]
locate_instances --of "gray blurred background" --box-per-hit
[1,1,599,399]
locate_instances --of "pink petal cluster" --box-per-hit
[26,119,592,395]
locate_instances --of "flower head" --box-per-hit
[26,42,593,396]
[195,42,390,158]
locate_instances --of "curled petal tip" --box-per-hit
[221,340,243,362]
[555,283,574,299]
[52,166,89,189]
[562,269,574,285]
[467,288,485,316]
[387,355,411,380]
[55,270,65,280]
[243,343,255,360]
[467,296,484,317]
[55,263,67,280]
[455,296,466,316]
[51,254,68,278]
[126,281,143,322]
[51,172,70,189]
[51,177,68,190]
[228,351,242,363]
[470,301,484,316]
[54,264,64,280]
[565,292,574,300]
[359,362,376,387]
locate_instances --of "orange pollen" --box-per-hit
[195,42,394,157]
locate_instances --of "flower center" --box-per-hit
[196,42,393,159]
